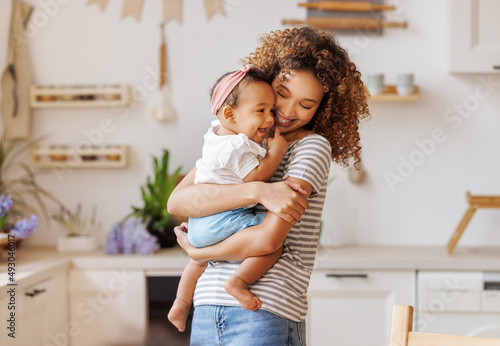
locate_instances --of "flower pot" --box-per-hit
[57,235,98,252]
[146,217,177,248]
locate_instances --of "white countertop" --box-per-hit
[313,246,500,271]
[0,245,499,295]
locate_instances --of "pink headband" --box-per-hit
[211,65,253,115]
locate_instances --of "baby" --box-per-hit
[168,65,288,332]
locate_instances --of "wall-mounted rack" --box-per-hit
[29,85,131,108]
[283,0,406,33]
[30,145,128,168]
[368,85,419,102]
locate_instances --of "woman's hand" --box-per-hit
[174,222,221,262]
[258,181,309,224]
[174,222,196,256]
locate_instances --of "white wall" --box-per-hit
[1,0,499,248]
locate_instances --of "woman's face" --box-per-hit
[272,70,324,142]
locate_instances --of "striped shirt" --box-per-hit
[192,133,331,322]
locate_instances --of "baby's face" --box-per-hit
[232,81,276,143]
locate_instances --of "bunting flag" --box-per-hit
[162,0,183,24]
[87,0,109,12]
[86,0,228,24]
[204,0,225,20]
[121,0,145,21]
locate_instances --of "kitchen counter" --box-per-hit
[1,245,499,294]
[313,245,500,271]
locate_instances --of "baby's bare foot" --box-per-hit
[224,274,262,311]
[167,298,190,332]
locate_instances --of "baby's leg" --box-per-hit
[224,246,283,311]
[168,259,208,332]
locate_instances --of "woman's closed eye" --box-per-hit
[300,104,312,110]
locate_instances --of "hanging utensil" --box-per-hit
[151,23,176,122]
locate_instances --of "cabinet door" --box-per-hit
[0,296,5,346]
[450,0,500,73]
[68,269,147,346]
[11,277,56,346]
[46,271,69,346]
[307,270,415,346]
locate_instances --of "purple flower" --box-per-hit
[105,217,159,255]
[104,221,123,254]
[134,226,160,255]
[136,235,160,255]
[10,215,39,239]
[0,195,13,217]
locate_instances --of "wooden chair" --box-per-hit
[390,305,500,346]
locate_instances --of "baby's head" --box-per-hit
[210,66,276,143]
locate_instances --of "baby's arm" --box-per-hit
[243,128,288,182]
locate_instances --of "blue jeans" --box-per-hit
[188,208,265,248]
[190,305,306,346]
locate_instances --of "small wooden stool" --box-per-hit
[447,191,500,254]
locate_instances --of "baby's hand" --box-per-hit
[267,128,288,156]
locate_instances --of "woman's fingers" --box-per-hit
[283,181,308,195]
[277,212,296,225]
[283,181,309,210]
[174,225,193,252]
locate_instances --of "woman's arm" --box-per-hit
[175,176,314,262]
[168,167,309,224]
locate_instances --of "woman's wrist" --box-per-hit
[247,181,264,205]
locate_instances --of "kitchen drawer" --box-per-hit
[307,270,416,346]
[309,270,415,291]
[18,277,54,313]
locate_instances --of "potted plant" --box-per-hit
[0,132,62,235]
[52,204,101,252]
[131,149,182,248]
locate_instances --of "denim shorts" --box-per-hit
[188,208,265,248]
[190,305,306,346]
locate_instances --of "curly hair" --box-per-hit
[242,27,370,168]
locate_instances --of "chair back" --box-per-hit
[390,305,500,346]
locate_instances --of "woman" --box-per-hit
[168,26,370,345]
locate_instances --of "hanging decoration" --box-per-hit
[87,0,226,24]
[204,0,225,20]
[151,24,176,122]
[121,0,145,22]
[162,0,182,24]
[87,0,110,12]
[1,0,34,140]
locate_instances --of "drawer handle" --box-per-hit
[25,288,46,297]
[326,273,368,278]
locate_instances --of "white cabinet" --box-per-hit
[450,0,500,73]
[4,271,68,346]
[0,297,5,346]
[307,270,415,346]
[68,269,147,346]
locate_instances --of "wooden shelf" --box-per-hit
[29,85,131,108]
[368,85,419,102]
[30,145,128,168]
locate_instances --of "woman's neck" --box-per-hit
[283,128,311,145]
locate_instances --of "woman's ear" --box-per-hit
[223,106,236,124]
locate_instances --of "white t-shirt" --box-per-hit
[194,120,268,185]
